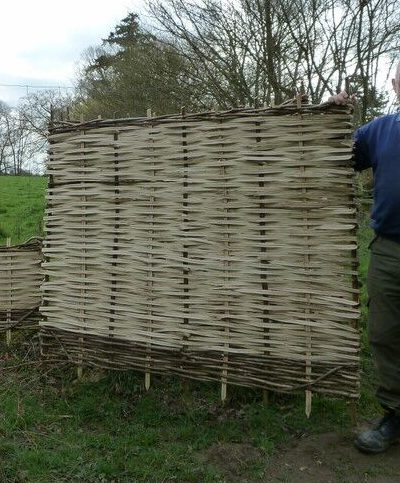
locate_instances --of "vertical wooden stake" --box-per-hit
[221,355,228,402]
[6,328,12,346]
[305,390,312,418]
[109,130,119,376]
[145,107,153,391]
[145,372,151,391]
[297,93,313,418]
[221,384,227,403]
[256,117,271,410]
[218,111,230,404]
[6,237,12,346]
[77,123,86,381]
[181,106,190,397]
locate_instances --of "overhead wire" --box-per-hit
[0,82,74,89]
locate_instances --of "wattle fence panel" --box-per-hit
[40,104,360,402]
[0,239,43,331]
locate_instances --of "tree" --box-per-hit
[0,91,73,174]
[276,0,400,121]
[76,13,195,118]
[0,101,11,173]
[148,0,400,121]
[149,0,284,107]
[18,90,74,137]
[0,107,35,174]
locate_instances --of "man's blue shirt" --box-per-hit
[354,112,400,241]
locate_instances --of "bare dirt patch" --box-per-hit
[202,428,400,482]
[201,442,263,482]
[265,431,400,483]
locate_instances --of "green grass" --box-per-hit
[0,175,47,245]
[0,357,356,483]
[0,175,378,482]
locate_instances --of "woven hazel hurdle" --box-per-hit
[0,238,43,334]
[40,103,360,411]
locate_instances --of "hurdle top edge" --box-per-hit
[49,102,353,135]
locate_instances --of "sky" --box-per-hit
[0,0,144,106]
[0,1,397,109]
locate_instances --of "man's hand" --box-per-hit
[328,90,356,105]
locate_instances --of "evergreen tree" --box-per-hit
[77,13,194,118]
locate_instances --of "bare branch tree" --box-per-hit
[148,0,400,120]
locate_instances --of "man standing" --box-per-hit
[329,62,400,453]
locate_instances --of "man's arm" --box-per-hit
[353,126,372,172]
[328,91,371,171]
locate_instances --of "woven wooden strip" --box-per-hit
[41,327,359,398]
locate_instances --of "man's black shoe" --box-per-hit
[354,411,400,454]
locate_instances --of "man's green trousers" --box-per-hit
[368,236,400,410]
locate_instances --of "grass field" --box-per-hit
[0,175,47,245]
[0,175,379,482]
